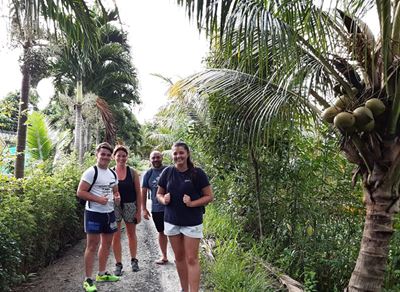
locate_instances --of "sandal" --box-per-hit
[155,258,169,265]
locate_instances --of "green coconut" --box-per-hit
[358,119,375,132]
[351,87,358,95]
[353,106,374,126]
[321,106,342,123]
[365,98,386,117]
[334,112,355,132]
[334,95,353,109]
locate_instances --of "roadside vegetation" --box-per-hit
[3,0,400,291]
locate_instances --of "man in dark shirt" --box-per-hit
[141,150,169,264]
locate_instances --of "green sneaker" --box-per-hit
[96,272,120,282]
[83,278,97,292]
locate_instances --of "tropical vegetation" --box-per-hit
[171,0,400,290]
[7,0,108,178]
[3,0,400,291]
[50,7,140,162]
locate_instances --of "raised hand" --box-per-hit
[183,194,192,207]
[164,193,171,205]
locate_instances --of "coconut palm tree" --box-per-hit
[8,0,103,178]
[173,0,400,290]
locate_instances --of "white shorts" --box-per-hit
[164,222,203,238]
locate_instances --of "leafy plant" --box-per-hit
[27,111,53,161]
[0,156,84,290]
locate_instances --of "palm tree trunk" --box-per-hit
[347,184,397,291]
[14,41,31,179]
[95,129,100,145]
[86,123,91,152]
[79,119,85,163]
[250,148,263,239]
[95,118,100,145]
[74,105,83,163]
[74,80,83,163]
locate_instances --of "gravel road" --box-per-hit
[12,215,181,292]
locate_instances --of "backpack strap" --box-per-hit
[87,165,98,208]
[88,165,98,192]
[128,166,136,190]
[128,167,134,180]
[163,166,173,193]
[109,167,117,181]
[147,168,154,182]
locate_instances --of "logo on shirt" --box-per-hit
[151,175,161,188]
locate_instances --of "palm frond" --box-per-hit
[41,0,103,56]
[96,97,116,144]
[170,68,317,145]
[335,9,378,88]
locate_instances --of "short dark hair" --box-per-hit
[96,142,113,153]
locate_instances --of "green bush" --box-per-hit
[0,175,36,290]
[0,222,23,291]
[183,123,371,290]
[22,164,83,270]
[0,159,83,290]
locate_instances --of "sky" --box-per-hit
[115,0,208,123]
[0,0,209,123]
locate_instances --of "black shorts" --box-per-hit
[84,210,118,234]
[152,212,165,233]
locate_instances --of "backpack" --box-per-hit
[144,166,166,186]
[78,165,117,207]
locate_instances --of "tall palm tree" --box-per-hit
[51,8,139,162]
[174,0,400,290]
[9,0,102,178]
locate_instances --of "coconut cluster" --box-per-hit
[322,95,386,134]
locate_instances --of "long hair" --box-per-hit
[172,141,196,180]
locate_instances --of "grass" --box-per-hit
[201,205,283,291]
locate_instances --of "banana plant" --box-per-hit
[26,111,52,161]
[173,0,400,290]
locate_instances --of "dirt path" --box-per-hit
[12,215,181,292]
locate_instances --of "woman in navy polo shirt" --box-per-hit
[157,142,213,292]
